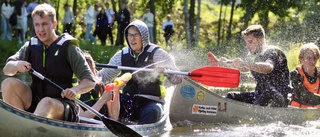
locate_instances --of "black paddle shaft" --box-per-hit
[29,68,142,137]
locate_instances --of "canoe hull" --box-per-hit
[0,99,169,137]
[170,77,320,124]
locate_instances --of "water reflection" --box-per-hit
[167,120,320,136]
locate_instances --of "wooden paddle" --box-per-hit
[29,68,142,137]
[96,64,240,88]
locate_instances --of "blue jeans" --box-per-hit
[1,16,12,41]
[148,27,154,43]
[85,23,96,42]
[137,102,163,124]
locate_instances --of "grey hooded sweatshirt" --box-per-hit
[98,20,182,85]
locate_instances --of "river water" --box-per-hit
[1,72,320,137]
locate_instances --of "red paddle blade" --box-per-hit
[189,66,240,88]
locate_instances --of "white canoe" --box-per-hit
[0,99,169,137]
[170,77,320,124]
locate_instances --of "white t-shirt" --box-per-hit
[105,8,115,24]
[162,20,174,30]
[142,12,154,27]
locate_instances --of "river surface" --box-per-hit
[1,73,320,137]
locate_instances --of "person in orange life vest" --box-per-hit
[290,43,320,108]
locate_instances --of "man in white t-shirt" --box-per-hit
[105,2,115,46]
[142,8,154,43]
[162,15,174,49]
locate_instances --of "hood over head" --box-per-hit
[124,20,150,50]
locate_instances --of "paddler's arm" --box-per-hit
[233,58,273,73]
[3,43,29,76]
[154,49,183,84]
[107,85,121,121]
[3,60,32,76]
[62,45,95,100]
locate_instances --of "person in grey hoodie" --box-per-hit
[98,20,182,124]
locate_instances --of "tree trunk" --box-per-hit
[184,0,191,48]
[195,0,201,44]
[56,0,61,34]
[243,2,253,30]
[217,2,223,47]
[189,0,195,47]
[115,0,125,46]
[258,10,269,34]
[149,0,156,44]
[72,0,77,35]
[226,0,235,42]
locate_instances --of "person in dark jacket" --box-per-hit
[118,4,130,46]
[96,7,109,46]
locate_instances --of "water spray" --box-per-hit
[104,59,169,91]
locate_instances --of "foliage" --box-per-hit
[0,38,22,65]
[0,39,122,65]
[80,43,122,64]
[4,0,320,70]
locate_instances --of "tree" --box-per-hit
[184,0,191,48]
[195,0,201,44]
[189,0,195,47]
[226,0,236,41]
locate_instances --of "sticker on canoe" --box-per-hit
[192,104,217,115]
[196,90,205,101]
[180,85,196,99]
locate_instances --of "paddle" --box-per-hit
[29,68,142,137]
[96,64,240,88]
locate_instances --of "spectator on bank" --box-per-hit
[26,0,39,37]
[96,7,109,46]
[105,2,115,46]
[118,4,130,46]
[84,3,97,44]
[142,8,154,43]
[1,0,13,41]
[162,15,174,49]
[15,0,28,44]
[61,4,75,35]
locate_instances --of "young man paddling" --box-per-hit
[1,4,95,122]
[208,25,291,107]
[98,20,183,124]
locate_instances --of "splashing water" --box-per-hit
[132,59,170,75]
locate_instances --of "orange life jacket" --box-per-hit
[290,66,320,108]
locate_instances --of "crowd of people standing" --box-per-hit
[1,1,175,47]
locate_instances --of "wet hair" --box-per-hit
[298,43,320,61]
[32,3,56,22]
[241,25,265,39]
